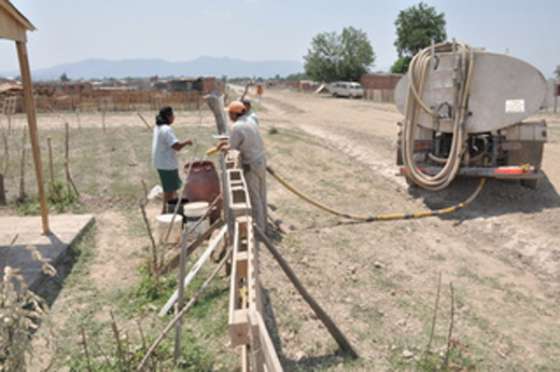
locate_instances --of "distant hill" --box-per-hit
[0,56,303,80]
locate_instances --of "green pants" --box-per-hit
[157,168,182,193]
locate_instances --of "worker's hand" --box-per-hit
[183,139,193,146]
[217,140,230,153]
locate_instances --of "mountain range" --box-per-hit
[0,56,304,80]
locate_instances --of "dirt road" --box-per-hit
[253,88,560,370]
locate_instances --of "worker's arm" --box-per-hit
[172,139,193,151]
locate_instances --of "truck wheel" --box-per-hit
[521,179,539,189]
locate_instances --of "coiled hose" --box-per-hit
[267,166,485,222]
[402,42,475,191]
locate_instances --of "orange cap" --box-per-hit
[225,101,246,114]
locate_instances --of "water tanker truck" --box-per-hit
[395,41,548,190]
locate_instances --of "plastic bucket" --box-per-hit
[156,214,183,244]
[183,201,210,239]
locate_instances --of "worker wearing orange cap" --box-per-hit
[219,101,267,232]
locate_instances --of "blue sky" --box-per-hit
[1,0,558,77]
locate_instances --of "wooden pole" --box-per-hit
[16,41,49,234]
[254,225,359,359]
[137,112,152,130]
[137,248,231,371]
[64,122,79,197]
[18,128,27,201]
[139,200,159,275]
[47,137,54,191]
[174,223,188,362]
[0,132,8,205]
[0,174,5,206]
[102,109,106,133]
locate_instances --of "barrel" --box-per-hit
[182,161,222,222]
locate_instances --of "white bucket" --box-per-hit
[156,214,182,244]
[184,201,210,238]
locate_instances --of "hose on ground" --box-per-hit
[402,41,475,191]
[266,166,486,222]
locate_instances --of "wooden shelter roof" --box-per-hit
[0,0,35,42]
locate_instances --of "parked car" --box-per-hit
[329,82,364,98]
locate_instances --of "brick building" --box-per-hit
[360,73,403,103]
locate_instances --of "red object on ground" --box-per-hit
[182,161,222,223]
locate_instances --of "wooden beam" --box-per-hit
[16,40,49,234]
[159,225,227,316]
[254,225,359,359]
[249,310,283,372]
[159,218,224,274]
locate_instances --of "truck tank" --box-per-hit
[394,42,548,190]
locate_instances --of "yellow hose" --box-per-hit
[267,166,486,222]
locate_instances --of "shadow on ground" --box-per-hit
[408,173,560,221]
[262,285,349,371]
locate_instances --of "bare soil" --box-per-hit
[5,90,559,370]
[254,89,560,370]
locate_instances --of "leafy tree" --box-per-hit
[391,56,412,74]
[60,72,70,82]
[391,2,447,73]
[555,65,560,80]
[304,26,375,82]
[285,72,308,81]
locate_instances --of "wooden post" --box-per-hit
[16,41,49,234]
[47,137,54,191]
[0,132,8,205]
[18,128,27,201]
[174,225,188,362]
[76,108,82,131]
[64,122,79,197]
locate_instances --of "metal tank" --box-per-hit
[395,43,548,189]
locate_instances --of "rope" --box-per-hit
[402,42,475,191]
[266,166,486,222]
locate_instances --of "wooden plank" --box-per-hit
[159,225,227,316]
[16,41,48,234]
[229,309,249,347]
[0,6,27,42]
[229,219,251,347]
[241,345,250,372]
[159,219,224,274]
[250,310,283,372]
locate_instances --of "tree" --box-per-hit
[555,65,560,80]
[391,57,412,74]
[391,2,447,73]
[60,72,70,82]
[304,26,375,82]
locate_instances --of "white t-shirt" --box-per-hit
[152,125,179,170]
